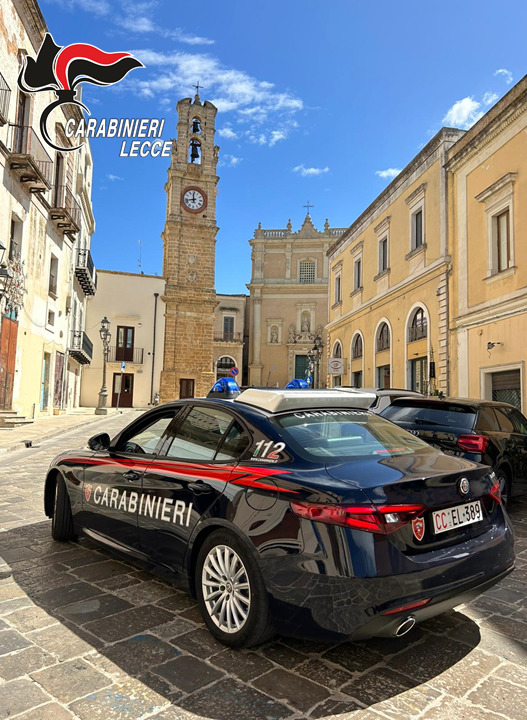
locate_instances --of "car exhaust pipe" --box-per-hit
[393,616,416,637]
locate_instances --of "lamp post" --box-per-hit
[95,316,111,415]
[305,333,324,388]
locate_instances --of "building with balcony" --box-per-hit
[80,271,165,409]
[247,215,347,388]
[0,0,96,418]
[213,294,248,384]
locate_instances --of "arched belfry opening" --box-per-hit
[191,117,201,134]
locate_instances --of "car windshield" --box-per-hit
[382,402,477,430]
[274,409,432,460]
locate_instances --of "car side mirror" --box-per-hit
[88,432,111,451]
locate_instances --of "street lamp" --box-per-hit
[95,316,111,415]
[305,333,324,388]
[0,242,14,301]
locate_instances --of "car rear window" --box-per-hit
[382,402,476,430]
[275,409,432,460]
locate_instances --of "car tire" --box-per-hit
[497,471,511,509]
[51,476,75,541]
[195,529,274,648]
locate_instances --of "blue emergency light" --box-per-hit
[207,377,241,398]
[285,378,310,389]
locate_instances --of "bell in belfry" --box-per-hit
[192,118,201,134]
[190,140,200,162]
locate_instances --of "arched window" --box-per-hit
[352,334,363,359]
[376,322,390,352]
[216,356,236,379]
[333,341,342,358]
[409,308,427,342]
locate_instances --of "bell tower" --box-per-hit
[160,92,219,400]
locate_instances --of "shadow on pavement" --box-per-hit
[0,520,488,719]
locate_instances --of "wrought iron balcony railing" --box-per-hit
[214,332,242,342]
[7,124,53,190]
[107,346,144,364]
[75,249,97,296]
[50,185,81,234]
[69,331,93,364]
[408,325,428,342]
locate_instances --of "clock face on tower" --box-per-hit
[181,186,207,213]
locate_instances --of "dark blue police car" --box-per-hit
[44,389,514,647]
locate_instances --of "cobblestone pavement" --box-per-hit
[0,413,526,720]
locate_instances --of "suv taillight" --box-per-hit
[290,501,425,534]
[457,435,489,453]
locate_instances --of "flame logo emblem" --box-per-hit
[18,33,143,152]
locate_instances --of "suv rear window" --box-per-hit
[382,401,476,430]
[275,410,432,460]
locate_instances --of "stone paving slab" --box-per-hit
[0,412,527,719]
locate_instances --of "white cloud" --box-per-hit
[292,165,329,177]
[107,174,123,181]
[442,97,484,129]
[130,50,303,134]
[269,130,287,146]
[483,91,499,106]
[219,154,242,167]
[218,127,237,139]
[375,168,401,180]
[494,68,513,85]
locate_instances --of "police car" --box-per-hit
[44,389,514,647]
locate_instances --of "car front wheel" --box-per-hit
[195,530,273,647]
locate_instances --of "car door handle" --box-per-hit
[123,470,141,482]
[188,481,213,494]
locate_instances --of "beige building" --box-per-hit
[213,294,248,384]
[160,93,219,401]
[447,75,527,410]
[327,128,464,393]
[248,215,347,388]
[0,0,96,422]
[81,271,165,409]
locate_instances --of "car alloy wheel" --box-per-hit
[201,544,251,633]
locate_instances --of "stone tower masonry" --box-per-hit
[159,93,219,400]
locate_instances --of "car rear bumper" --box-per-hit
[261,520,514,641]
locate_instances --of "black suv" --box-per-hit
[381,397,527,505]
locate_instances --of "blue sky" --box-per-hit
[42,0,526,294]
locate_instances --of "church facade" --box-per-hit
[247,215,346,388]
[160,94,219,400]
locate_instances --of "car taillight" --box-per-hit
[290,501,426,534]
[457,435,489,453]
[487,481,502,505]
[381,598,431,615]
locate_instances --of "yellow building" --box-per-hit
[327,128,464,392]
[447,75,527,410]
[213,294,248,384]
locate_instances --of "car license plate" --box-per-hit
[432,501,482,535]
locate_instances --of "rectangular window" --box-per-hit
[47,310,55,327]
[223,315,234,341]
[496,209,510,273]
[353,258,362,291]
[413,209,423,248]
[335,274,341,303]
[48,256,58,297]
[9,218,23,260]
[299,261,315,284]
[379,237,388,272]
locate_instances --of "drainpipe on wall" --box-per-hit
[150,292,159,404]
